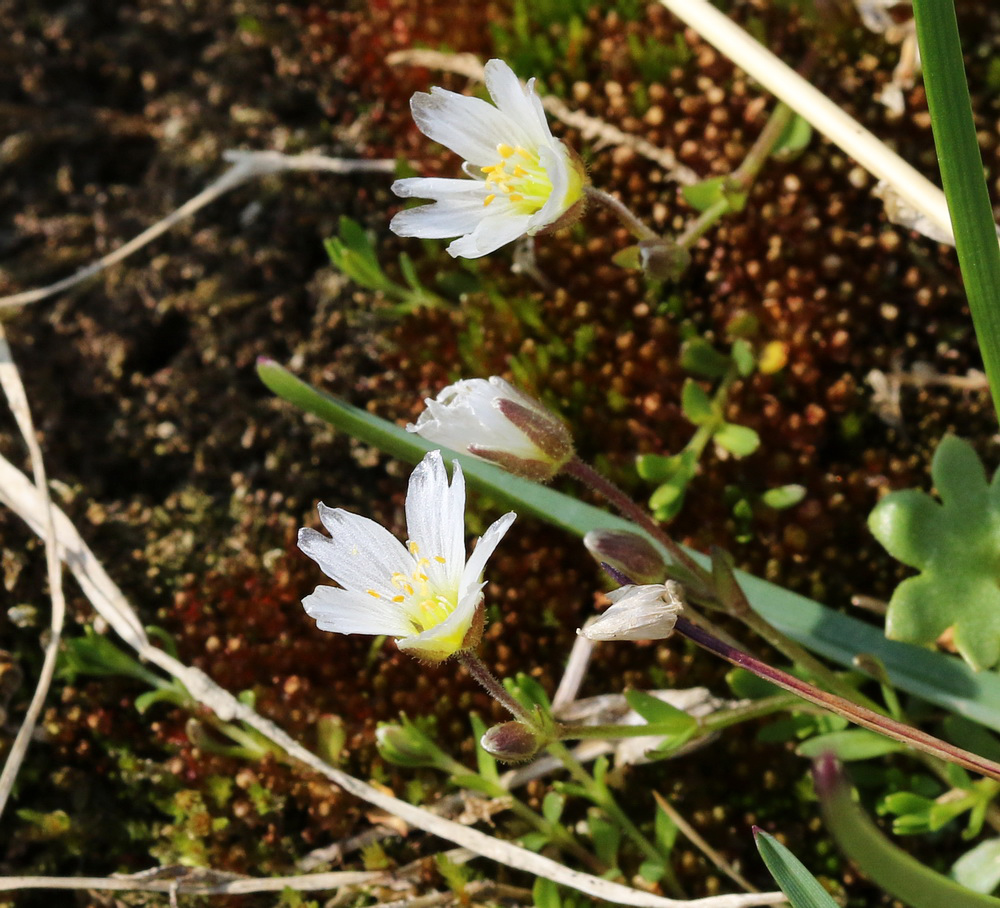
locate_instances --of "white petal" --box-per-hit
[446,212,533,258]
[411,88,525,166]
[302,586,414,637]
[298,509,411,596]
[405,451,465,587]
[461,511,516,599]
[391,200,488,240]
[392,177,488,200]
[484,59,552,147]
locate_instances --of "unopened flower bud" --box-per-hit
[407,377,574,481]
[376,720,453,771]
[583,529,666,585]
[480,720,544,763]
[580,581,685,642]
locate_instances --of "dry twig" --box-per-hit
[0,151,396,311]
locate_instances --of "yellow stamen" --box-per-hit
[513,146,529,157]
[483,193,496,207]
[367,589,380,599]
[481,165,496,174]
[497,143,515,158]
[509,194,523,202]
[392,595,405,602]
[434,556,447,563]
[513,165,527,177]
[408,541,420,555]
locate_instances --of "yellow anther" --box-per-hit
[483,193,496,207]
[513,165,527,177]
[499,184,512,194]
[497,143,515,157]
[434,556,447,563]
[392,595,405,603]
[513,146,529,157]
[509,193,523,202]
[367,589,380,599]
[408,541,420,555]
[481,164,497,174]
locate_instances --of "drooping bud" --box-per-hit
[583,529,667,585]
[407,377,574,481]
[480,720,545,763]
[580,581,685,642]
[376,719,456,771]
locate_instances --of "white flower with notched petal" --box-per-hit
[390,59,587,259]
[298,450,515,662]
[407,376,574,481]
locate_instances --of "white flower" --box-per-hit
[390,59,587,259]
[407,376,573,481]
[298,450,515,662]
[579,582,685,642]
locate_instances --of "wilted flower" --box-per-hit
[390,59,587,259]
[298,450,515,662]
[407,376,574,481]
[580,582,685,642]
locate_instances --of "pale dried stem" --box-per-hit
[0,451,787,908]
[0,326,66,818]
[0,151,396,311]
[657,0,1000,248]
[387,49,698,184]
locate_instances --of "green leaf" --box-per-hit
[680,337,731,379]
[532,877,562,908]
[870,436,1000,670]
[815,755,1000,907]
[681,176,726,213]
[726,667,781,699]
[797,729,908,761]
[770,114,813,159]
[753,829,840,908]
[715,422,760,457]
[623,690,698,734]
[680,378,713,425]
[912,0,1000,420]
[612,244,642,270]
[954,839,1000,894]
[731,338,756,377]
[257,361,1000,734]
[762,484,806,510]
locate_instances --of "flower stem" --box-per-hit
[674,615,1000,781]
[457,651,536,726]
[584,185,660,241]
[564,456,709,589]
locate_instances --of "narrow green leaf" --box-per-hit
[797,729,908,761]
[814,755,1000,907]
[624,690,698,733]
[912,0,1000,420]
[753,829,840,908]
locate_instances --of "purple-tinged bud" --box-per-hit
[480,721,544,763]
[583,529,667,585]
[407,377,574,481]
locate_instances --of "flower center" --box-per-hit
[481,143,551,213]
[364,543,458,635]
